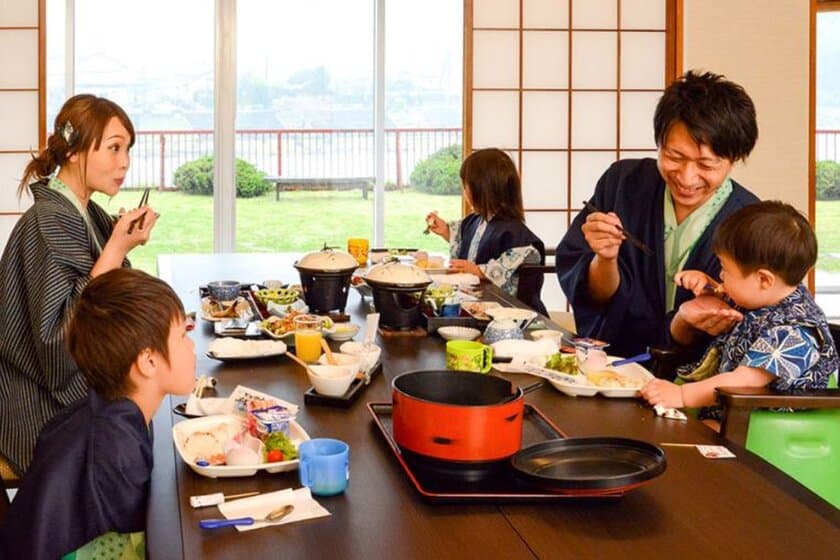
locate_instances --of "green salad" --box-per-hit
[544,352,578,375]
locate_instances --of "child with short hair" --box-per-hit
[641,201,838,415]
[0,268,195,559]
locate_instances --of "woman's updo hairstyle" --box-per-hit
[17,94,135,197]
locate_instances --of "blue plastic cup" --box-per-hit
[298,438,349,496]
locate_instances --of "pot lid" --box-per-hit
[297,248,358,270]
[365,261,431,285]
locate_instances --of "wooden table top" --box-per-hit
[148,253,840,560]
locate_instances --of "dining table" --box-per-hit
[149,253,840,560]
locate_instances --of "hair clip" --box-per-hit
[60,121,77,145]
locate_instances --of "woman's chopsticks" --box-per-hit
[581,200,654,256]
[127,187,151,234]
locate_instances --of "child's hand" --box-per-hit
[425,211,450,240]
[674,270,718,297]
[676,295,743,337]
[449,259,483,278]
[640,379,684,408]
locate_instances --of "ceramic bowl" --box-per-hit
[484,307,538,330]
[207,280,241,302]
[317,352,363,375]
[325,322,361,341]
[437,326,482,342]
[307,364,356,397]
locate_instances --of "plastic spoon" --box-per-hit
[199,504,294,529]
[321,339,337,365]
[608,352,651,368]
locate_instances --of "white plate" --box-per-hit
[461,301,501,321]
[437,326,481,341]
[325,323,360,341]
[491,338,558,359]
[525,355,653,398]
[206,339,287,360]
[172,414,310,477]
[200,297,254,323]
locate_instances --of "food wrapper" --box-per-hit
[653,404,688,422]
[250,405,293,437]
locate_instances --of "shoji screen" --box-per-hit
[466,0,674,310]
[0,0,41,252]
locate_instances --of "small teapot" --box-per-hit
[482,318,524,345]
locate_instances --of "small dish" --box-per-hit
[437,326,481,341]
[307,364,356,397]
[200,297,253,323]
[325,322,360,341]
[530,329,565,343]
[461,301,502,321]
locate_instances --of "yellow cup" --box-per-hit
[347,238,370,267]
[294,314,323,363]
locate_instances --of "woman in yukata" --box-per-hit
[0,94,158,476]
[555,71,761,359]
[425,148,547,314]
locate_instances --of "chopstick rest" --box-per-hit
[190,491,260,508]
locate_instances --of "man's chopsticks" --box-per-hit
[581,200,654,256]
[127,187,151,234]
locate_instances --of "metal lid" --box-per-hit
[297,248,358,271]
[365,261,431,286]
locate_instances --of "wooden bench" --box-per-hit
[264,176,375,201]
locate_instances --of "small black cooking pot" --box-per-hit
[365,279,430,330]
[295,265,356,313]
[392,370,524,462]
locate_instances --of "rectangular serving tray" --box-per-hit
[304,361,383,408]
[368,402,627,503]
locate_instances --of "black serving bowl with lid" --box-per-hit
[294,249,358,313]
[364,262,432,330]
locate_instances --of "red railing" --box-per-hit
[127,127,462,190]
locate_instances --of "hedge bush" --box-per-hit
[409,144,462,195]
[173,156,270,198]
[817,160,840,200]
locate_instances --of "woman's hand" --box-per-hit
[640,379,685,408]
[675,294,743,337]
[110,205,159,252]
[581,210,625,261]
[425,211,450,241]
[674,270,717,297]
[449,259,483,278]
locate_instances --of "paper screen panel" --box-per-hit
[522,91,569,149]
[572,32,617,89]
[473,91,520,149]
[473,0,519,28]
[620,32,665,90]
[571,91,617,149]
[474,30,520,89]
[523,31,568,89]
[523,0,569,29]
[521,151,568,210]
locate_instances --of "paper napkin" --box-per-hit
[217,487,330,532]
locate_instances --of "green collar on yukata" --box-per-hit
[663,178,732,312]
[49,175,103,253]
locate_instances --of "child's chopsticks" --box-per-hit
[581,200,654,256]
[127,187,151,234]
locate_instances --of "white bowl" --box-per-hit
[484,307,538,329]
[530,329,565,343]
[317,352,363,374]
[437,326,481,341]
[339,341,382,374]
[307,364,356,397]
[325,322,360,341]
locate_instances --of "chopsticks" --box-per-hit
[581,200,654,256]
[127,187,151,234]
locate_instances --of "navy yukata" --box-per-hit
[0,392,152,559]
[457,213,548,314]
[555,158,760,358]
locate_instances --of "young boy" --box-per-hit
[0,268,195,559]
[641,201,838,416]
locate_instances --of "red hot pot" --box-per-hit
[294,248,358,313]
[391,370,524,462]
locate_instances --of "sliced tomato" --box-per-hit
[267,449,284,463]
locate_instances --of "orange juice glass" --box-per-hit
[347,238,370,267]
[293,314,323,363]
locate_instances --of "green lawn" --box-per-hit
[92,189,462,274]
[816,200,840,273]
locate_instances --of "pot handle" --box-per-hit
[480,345,493,373]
